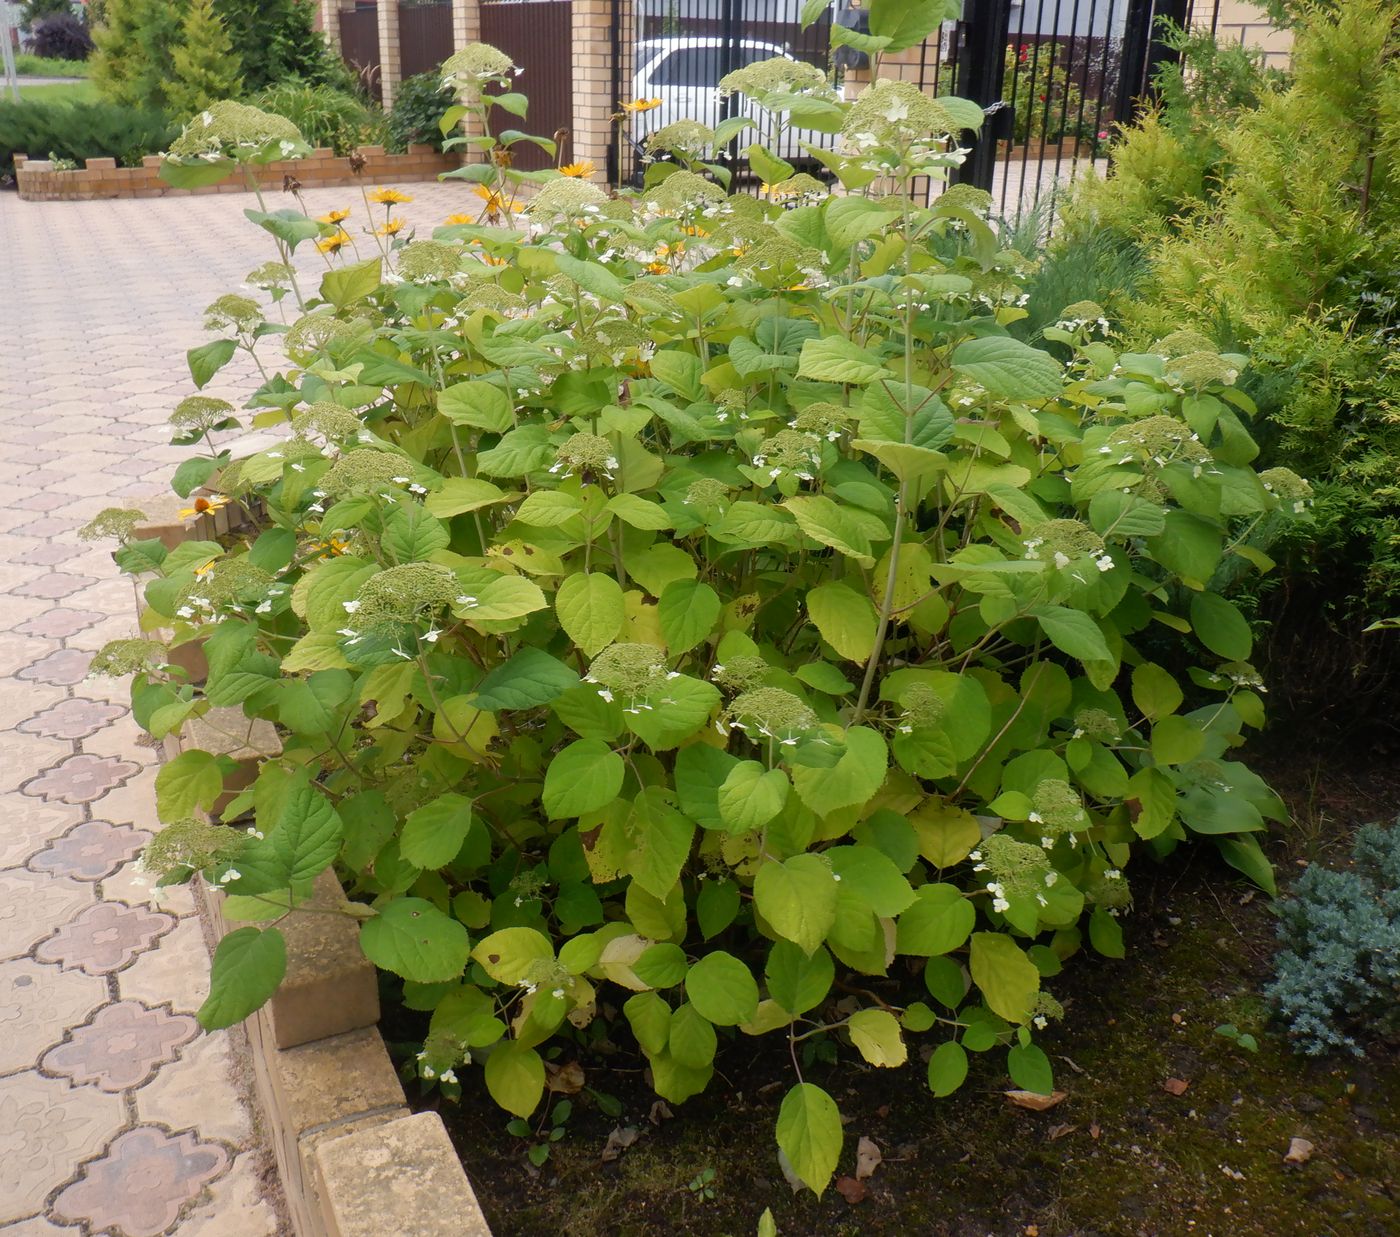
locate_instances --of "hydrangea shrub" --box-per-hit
[93,14,1307,1196]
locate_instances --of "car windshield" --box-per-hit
[648,44,783,89]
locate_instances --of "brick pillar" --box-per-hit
[451,0,479,49]
[378,0,402,111]
[318,0,339,47]
[571,0,625,185]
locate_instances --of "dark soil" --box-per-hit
[397,749,1400,1237]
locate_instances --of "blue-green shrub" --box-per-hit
[1266,822,1400,1055]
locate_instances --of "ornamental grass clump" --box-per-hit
[109,8,1305,1203]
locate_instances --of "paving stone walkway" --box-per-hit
[0,180,470,1236]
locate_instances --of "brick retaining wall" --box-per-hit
[15,145,461,203]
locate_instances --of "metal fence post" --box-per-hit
[955,0,1014,191]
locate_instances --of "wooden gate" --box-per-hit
[399,1,454,80]
[340,3,382,102]
[479,0,574,171]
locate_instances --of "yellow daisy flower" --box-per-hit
[377,217,407,237]
[559,160,596,178]
[443,213,474,225]
[621,97,663,113]
[179,494,231,520]
[317,207,351,223]
[369,187,413,204]
[645,261,669,275]
[317,229,352,254]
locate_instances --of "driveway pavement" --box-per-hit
[0,179,469,1236]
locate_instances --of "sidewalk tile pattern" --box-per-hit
[0,181,470,1236]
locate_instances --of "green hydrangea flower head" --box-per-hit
[1028,778,1089,842]
[1072,708,1121,741]
[1167,350,1239,390]
[90,638,168,676]
[442,42,517,97]
[321,449,416,497]
[1021,518,1111,570]
[204,294,262,334]
[292,402,364,443]
[767,172,827,200]
[170,396,236,435]
[585,643,670,703]
[141,818,245,882]
[398,240,462,283]
[1104,415,1209,464]
[718,56,832,99]
[1259,466,1314,513]
[528,177,608,219]
[645,170,726,213]
[1153,329,1217,359]
[791,402,852,441]
[79,508,146,543]
[684,477,732,513]
[724,686,817,741]
[549,432,617,479]
[644,120,716,157]
[842,80,961,149]
[1088,866,1132,911]
[246,260,294,290]
[969,833,1057,910]
[752,428,822,478]
[737,234,823,279]
[168,100,304,160]
[284,311,373,363]
[177,560,274,615]
[896,682,946,732]
[935,183,994,214]
[348,563,460,631]
[710,655,771,691]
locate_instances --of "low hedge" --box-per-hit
[0,99,178,178]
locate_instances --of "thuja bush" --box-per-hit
[95,19,1305,1198]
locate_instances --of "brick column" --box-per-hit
[378,0,402,111]
[571,0,623,185]
[451,0,479,49]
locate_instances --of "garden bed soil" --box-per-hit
[393,752,1400,1237]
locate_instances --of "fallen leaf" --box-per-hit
[546,1060,585,1094]
[1046,1122,1078,1141]
[1089,1122,1102,1140]
[835,1175,868,1205]
[648,1101,673,1125]
[1005,1089,1068,1111]
[1025,1227,1041,1237]
[1284,1137,1314,1165]
[856,1136,882,1180]
[1221,1164,1245,1181]
[1162,1077,1190,1096]
[600,1125,638,1163]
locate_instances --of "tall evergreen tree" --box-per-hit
[168,0,244,119]
[215,0,350,93]
[91,0,189,112]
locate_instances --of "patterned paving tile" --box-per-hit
[35,902,175,976]
[16,647,95,686]
[14,606,105,639]
[0,732,73,796]
[22,753,142,805]
[0,958,107,1077]
[0,872,94,963]
[8,573,98,601]
[42,999,199,1092]
[29,820,151,882]
[0,633,58,680]
[0,795,86,871]
[0,1071,125,1225]
[18,697,128,742]
[51,1126,232,1237]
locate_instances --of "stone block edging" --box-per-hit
[135,493,493,1236]
[15,145,461,202]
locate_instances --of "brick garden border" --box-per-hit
[130,495,493,1237]
[15,145,461,203]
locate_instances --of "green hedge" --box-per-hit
[0,100,178,177]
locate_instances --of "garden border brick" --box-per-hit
[15,145,461,203]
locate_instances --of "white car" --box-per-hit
[630,36,842,168]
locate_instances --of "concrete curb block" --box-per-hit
[136,499,494,1236]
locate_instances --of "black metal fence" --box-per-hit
[606,0,1237,222]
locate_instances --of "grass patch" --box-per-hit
[14,54,93,78]
[17,81,99,106]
